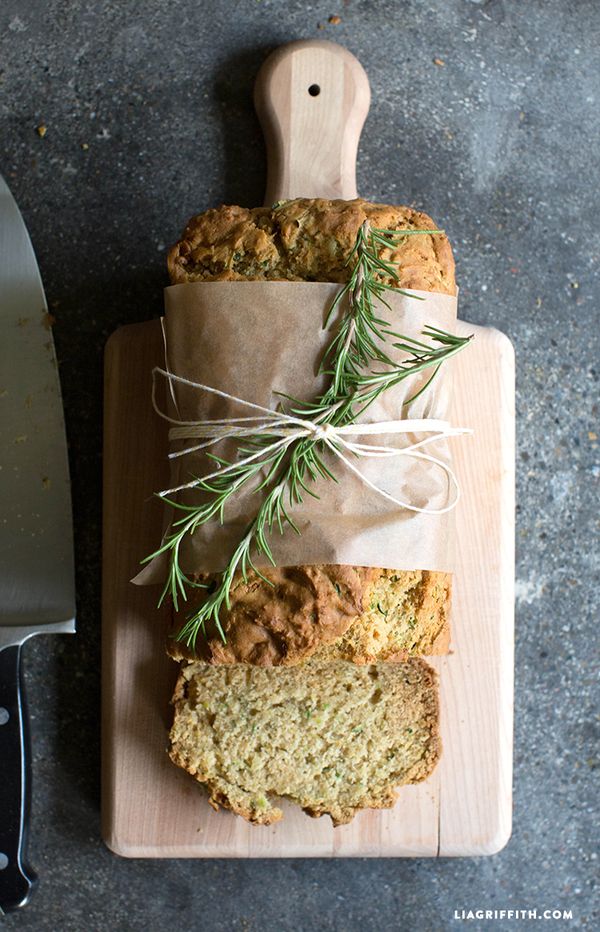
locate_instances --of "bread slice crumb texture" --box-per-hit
[169,658,440,825]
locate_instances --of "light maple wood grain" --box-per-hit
[101,319,514,857]
[254,40,370,204]
[102,40,515,857]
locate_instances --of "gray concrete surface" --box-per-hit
[0,0,598,929]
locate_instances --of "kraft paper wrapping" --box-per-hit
[136,281,461,584]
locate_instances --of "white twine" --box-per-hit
[151,366,472,515]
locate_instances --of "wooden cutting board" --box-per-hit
[101,41,515,857]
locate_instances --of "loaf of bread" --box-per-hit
[167,197,455,666]
[169,657,440,825]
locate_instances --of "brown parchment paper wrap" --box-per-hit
[135,281,460,584]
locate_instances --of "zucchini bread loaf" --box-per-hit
[169,657,440,825]
[167,198,456,666]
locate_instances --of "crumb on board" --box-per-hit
[36,124,47,137]
[329,14,341,24]
[433,58,445,66]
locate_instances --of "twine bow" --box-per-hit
[152,367,472,516]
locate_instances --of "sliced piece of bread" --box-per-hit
[169,658,440,825]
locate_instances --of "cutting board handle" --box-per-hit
[254,40,370,205]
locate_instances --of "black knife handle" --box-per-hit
[0,644,37,913]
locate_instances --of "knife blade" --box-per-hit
[0,172,76,913]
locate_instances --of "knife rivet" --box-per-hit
[0,853,8,870]
[0,707,9,725]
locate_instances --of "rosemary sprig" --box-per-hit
[144,223,471,648]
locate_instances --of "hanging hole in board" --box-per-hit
[308,84,321,97]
